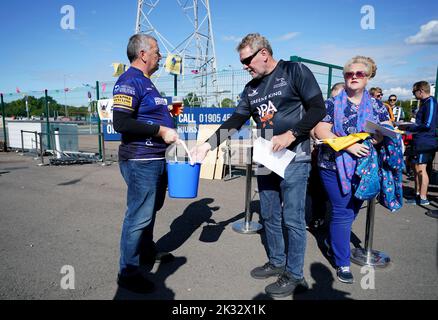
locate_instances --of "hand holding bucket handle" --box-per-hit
[189,142,212,164]
[158,126,179,144]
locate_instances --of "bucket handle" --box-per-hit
[176,139,195,165]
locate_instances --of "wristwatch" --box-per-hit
[289,128,299,138]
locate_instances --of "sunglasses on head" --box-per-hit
[240,48,262,66]
[344,71,368,79]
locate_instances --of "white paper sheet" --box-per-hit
[364,120,398,139]
[253,137,296,178]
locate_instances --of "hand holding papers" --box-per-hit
[253,137,296,178]
[365,120,399,139]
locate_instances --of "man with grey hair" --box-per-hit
[191,33,326,298]
[113,33,179,293]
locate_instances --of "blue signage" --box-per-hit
[175,108,250,140]
[102,108,251,141]
[102,121,121,141]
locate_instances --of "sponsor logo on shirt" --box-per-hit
[114,85,136,95]
[248,89,259,97]
[273,77,287,89]
[256,100,277,128]
[154,97,168,105]
[145,138,153,146]
[113,94,133,107]
[250,91,282,105]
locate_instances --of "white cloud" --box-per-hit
[222,35,242,42]
[405,20,438,45]
[383,87,413,100]
[274,32,300,42]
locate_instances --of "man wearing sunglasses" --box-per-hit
[191,33,326,298]
[402,81,438,206]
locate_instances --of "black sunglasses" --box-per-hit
[389,98,397,102]
[240,48,262,65]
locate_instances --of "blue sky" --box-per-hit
[0,0,437,100]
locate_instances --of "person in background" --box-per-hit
[403,81,437,206]
[331,82,345,98]
[191,33,326,298]
[314,56,391,284]
[388,94,405,123]
[112,34,179,294]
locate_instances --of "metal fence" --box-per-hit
[2,61,437,160]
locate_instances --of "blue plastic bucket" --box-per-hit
[167,161,201,198]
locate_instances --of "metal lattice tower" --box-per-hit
[135,0,219,105]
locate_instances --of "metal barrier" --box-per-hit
[222,138,239,181]
[19,130,40,156]
[1,94,7,152]
[350,198,390,267]
[232,146,263,234]
[45,130,107,166]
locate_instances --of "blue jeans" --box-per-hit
[319,168,363,267]
[257,162,310,279]
[119,159,167,276]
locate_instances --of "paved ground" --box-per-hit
[0,151,437,300]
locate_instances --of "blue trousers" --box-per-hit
[119,159,167,276]
[257,162,310,279]
[319,168,363,267]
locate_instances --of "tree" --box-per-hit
[184,92,202,107]
[220,98,235,108]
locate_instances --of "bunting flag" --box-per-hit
[102,83,106,92]
[164,54,183,75]
[16,87,21,94]
[64,88,69,92]
[112,63,127,77]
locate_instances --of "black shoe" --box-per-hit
[250,262,285,279]
[154,251,175,263]
[265,272,309,298]
[336,266,354,284]
[117,273,155,294]
[140,251,175,265]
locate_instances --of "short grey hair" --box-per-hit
[127,33,157,63]
[237,33,273,56]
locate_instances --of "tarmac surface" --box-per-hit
[0,151,437,300]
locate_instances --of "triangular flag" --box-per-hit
[16,87,21,93]
[102,83,106,92]
[164,54,183,75]
[112,63,126,77]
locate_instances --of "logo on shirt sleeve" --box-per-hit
[113,94,133,107]
[114,85,136,95]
